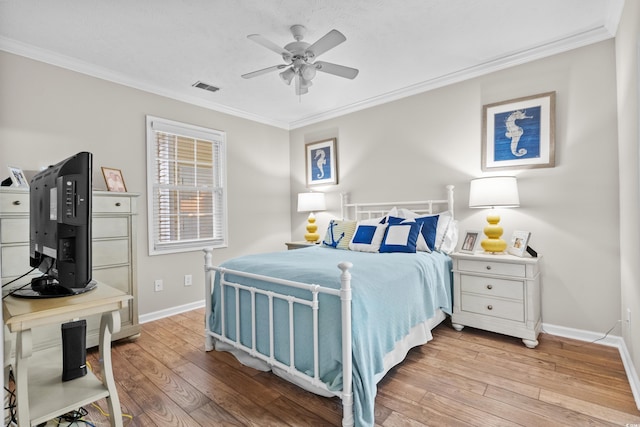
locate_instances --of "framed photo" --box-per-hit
[482,91,555,171]
[7,166,29,188]
[508,230,531,257]
[305,138,338,187]
[101,167,127,192]
[460,230,481,254]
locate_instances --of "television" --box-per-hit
[13,151,97,298]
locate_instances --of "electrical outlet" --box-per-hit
[154,279,163,292]
[184,274,193,286]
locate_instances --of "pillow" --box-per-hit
[379,219,422,253]
[395,208,458,253]
[349,221,388,252]
[322,220,357,250]
[412,215,438,252]
[435,212,458,254]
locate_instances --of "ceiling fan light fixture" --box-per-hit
[301,63,317,81]
[279,68,295,85]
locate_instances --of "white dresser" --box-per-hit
[450,252,541,348]
[0,187,139,350]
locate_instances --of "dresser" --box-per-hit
[450,252,541,348]
[0,187,139,350]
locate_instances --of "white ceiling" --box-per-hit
[0,0,624,129]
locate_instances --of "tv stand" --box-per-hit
[3,283,131,426]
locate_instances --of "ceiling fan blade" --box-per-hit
[241,64,288,79]
[306,29,346,58]
[314,61,359,79]
[247,34,292,60]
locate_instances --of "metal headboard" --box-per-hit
[340,185,455,221]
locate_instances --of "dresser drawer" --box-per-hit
[0,191,29,214]
[93,196,132,214]
[93,217,129,239]
[93,239,130,266]
[1,218,29,244]
[460,294,524,322]
[458,259,526,277]
[459,274,523,300]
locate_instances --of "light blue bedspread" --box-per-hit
[209,245,452,426]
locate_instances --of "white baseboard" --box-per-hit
[139,299,206,324]
[542,322,640,411]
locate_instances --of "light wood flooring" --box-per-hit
[81,308,640,426]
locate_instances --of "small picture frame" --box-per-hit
[508,230,531,257]
[460,230,481,254]
[8,166,29,188]
[101,167,127,192]
[305,138,338,187]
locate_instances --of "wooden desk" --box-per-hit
[3,283,131,426]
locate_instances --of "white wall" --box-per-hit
[0,51,291,316]
[290,40,621,335]
[616,0,640,379]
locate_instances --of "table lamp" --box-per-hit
[469,176,520,254]
[297,192,326,243]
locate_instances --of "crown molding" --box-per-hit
[289,24,616,129]
[0,22,617,131]
[0,37,290,130]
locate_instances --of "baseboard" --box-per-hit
[139,299,205,324]
[542,322,640,410]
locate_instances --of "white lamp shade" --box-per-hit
[469,176,520,208]
[297,192,326,212]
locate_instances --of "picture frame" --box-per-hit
[305,138,338,187]
[7,166,29,188]
[508,230,531,257]
[101,167,127,192]
[460,230,481,254]
[482,91,555,171]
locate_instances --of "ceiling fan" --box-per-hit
[241,25,359,95]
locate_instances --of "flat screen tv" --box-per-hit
[13,151,97,298]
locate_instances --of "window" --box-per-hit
[146,116,227,255]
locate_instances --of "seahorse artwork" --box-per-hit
[504,110,532,157]
[314,149,327,179]
[322,220,345,248]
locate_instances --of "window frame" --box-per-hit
[146,115,228,255]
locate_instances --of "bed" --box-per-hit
[203,186,457,427]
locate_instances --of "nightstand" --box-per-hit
[285,241,318,250]
[450,252,541,348]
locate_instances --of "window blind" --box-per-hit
[146,116,227,255]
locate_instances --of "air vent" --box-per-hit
[192,81,220,92]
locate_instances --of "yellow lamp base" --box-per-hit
[304,214,320,243]
[481,213,507,254]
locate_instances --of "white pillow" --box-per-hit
[395,208,458,253]
[349,220,388,253]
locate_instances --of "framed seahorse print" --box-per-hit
[305,138,338,186]
[481,91,555,171]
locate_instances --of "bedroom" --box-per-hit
[0,0,639,425]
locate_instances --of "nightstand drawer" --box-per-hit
[459,275,523,300]
[458,259,526,277]
[461,294,524,322]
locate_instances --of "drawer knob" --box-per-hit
[12,200,21,206]
[486,265,492,270]
[115,202,122,207]
[486,284,493,290]
[487,305,493,310]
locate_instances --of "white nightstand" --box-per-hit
[285,241,318,250]
[450,252,541,348]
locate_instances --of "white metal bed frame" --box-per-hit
[203,185,454,427]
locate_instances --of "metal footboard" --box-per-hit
[203,248,354,427]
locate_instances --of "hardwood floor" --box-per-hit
[81,308,640,426]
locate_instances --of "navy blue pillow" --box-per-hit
[379,220,421,253]
[413,215,439,251]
